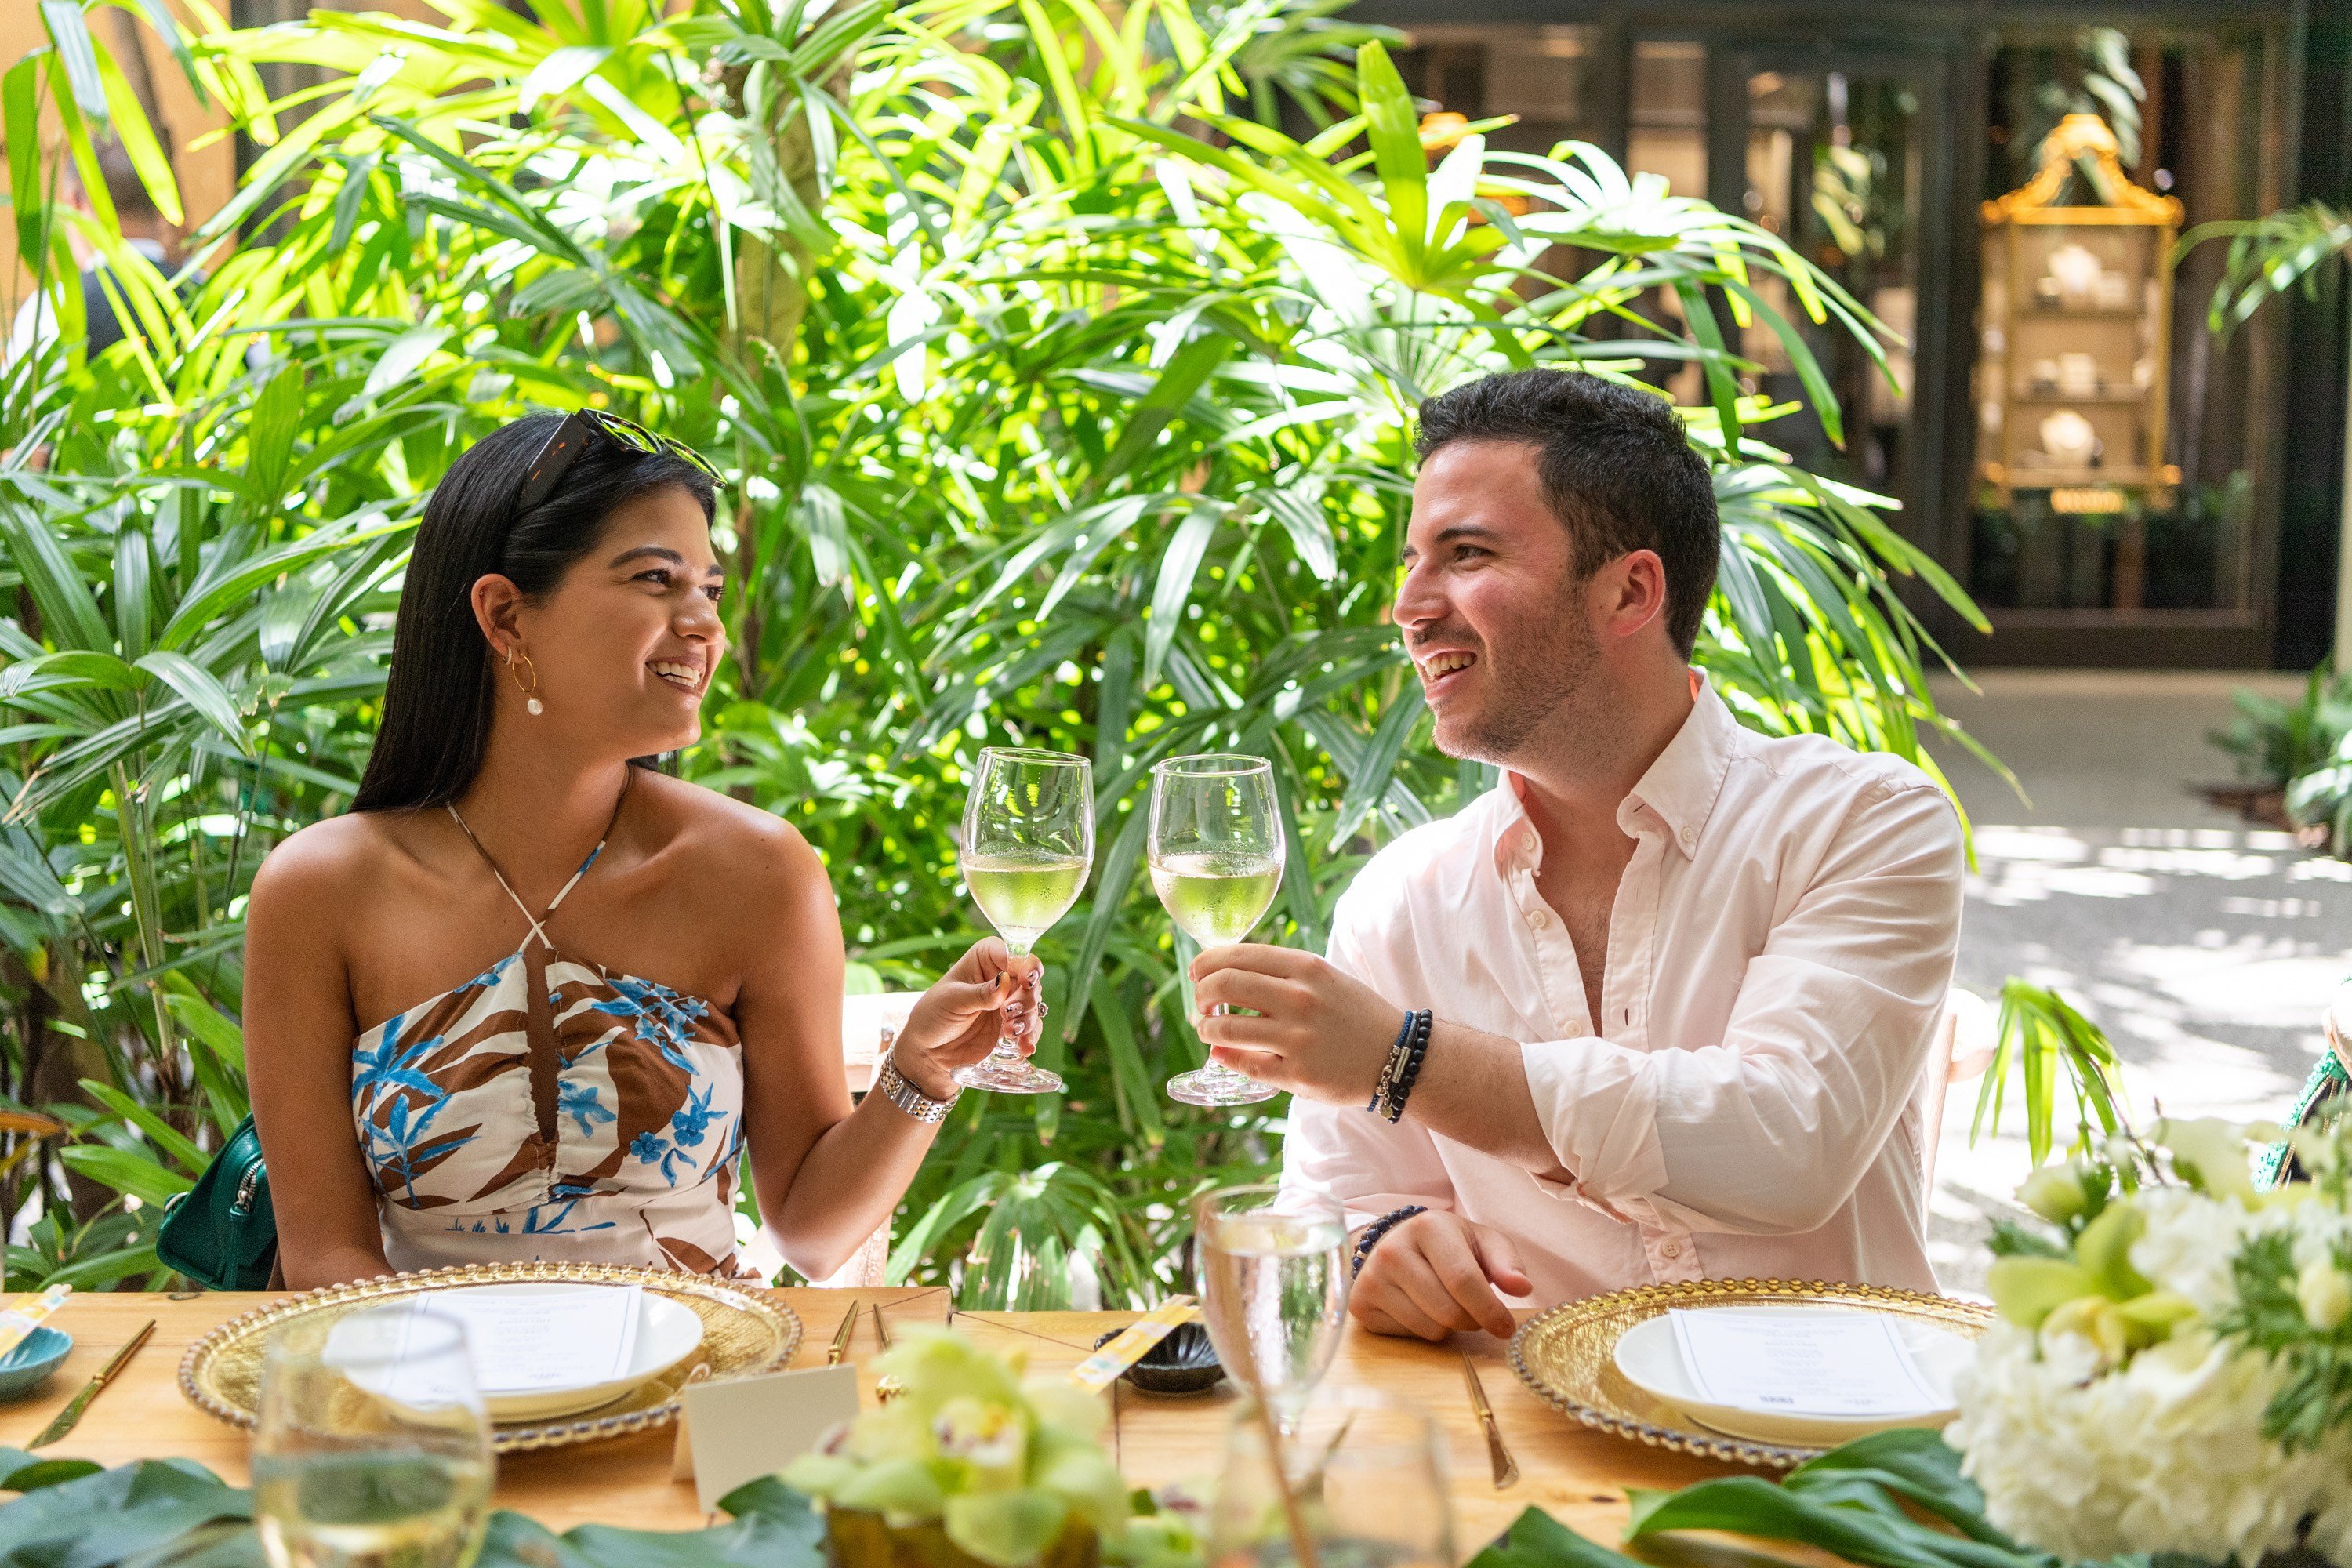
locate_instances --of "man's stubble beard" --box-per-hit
[1432,576,1609,771]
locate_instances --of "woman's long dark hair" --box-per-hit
[352,414,717,813]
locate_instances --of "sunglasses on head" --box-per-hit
[514,409,720,519]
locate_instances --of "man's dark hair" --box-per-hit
[1414,369,1719,657]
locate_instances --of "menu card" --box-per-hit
[393,1285,644,1396]
[1668,1308,1947,1417]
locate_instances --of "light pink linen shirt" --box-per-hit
[1279,674,1964,1304]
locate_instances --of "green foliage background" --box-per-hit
[0,0,1991,1301]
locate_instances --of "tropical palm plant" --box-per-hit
[0,0,1995,1301]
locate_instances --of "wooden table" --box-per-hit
[0,1290,1766,1559]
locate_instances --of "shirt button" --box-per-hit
[1679,827,1696,845]
[1529,909,1549,929]
[1661,1243,1681,1258]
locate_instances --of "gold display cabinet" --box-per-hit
[1978,114,2183,536]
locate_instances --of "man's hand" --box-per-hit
[1352,1210,1531,1341]
[1189,944,1400,1106]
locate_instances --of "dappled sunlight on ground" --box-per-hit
[1933,819,2346,1295]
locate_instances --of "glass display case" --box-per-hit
[1976,114,2182,570]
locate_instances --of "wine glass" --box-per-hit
[1196,1183,1348,1435]
[956,746,1094,1094]
[1207,1387,1454,1568]
[255,1308,495,1568]
[1149,753,1284,1107]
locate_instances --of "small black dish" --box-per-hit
[1094,1322,1225,1395]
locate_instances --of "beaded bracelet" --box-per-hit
[1379,1010,1434,1123]
[1350,1204,1427,1279]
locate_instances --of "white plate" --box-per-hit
[331,1284,706,1423]
[1610,1308,1973,1449]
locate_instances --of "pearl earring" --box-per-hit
[508,648,543,716]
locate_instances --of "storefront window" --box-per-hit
[1738,67,1922,496]
[1391,24,1604,158]
[1968,31,2287,618]
[1389,13,2296,648]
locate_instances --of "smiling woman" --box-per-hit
[238,412,1051,1289]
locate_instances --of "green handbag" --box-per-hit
[156,1114,278,1290]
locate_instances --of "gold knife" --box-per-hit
[31,1319,154,1450]
[826,1301,858,1366]
[1458,1349,1518,1489]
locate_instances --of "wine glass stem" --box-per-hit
[989,938,1033,1062]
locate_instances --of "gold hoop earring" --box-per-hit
[507,648,543,716]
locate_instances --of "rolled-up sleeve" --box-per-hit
[1519,777,1963,1236]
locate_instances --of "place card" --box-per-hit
[671,1362,862,1514]
[1668,1308,1947,1417]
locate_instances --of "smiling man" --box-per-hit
[1192,369,1965,1339]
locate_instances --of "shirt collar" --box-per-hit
[1486,670,1737,873]
[1622,671,1737,859]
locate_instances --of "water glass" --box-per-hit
[255,1308,495,1568]
[1207,1387,1454,1568]
[1195,1184,1348,1433]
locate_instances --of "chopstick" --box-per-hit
[826,1301,858,1366]
[1459,1350,1519,1489]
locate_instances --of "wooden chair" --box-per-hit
[1915,989,1997,1218]
[807,993,917,1289]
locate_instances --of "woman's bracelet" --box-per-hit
[1350,1204,1427,1278]
[1367,1009,1433,1123]
[876,1039,960,1123]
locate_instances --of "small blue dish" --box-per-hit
[0,1327,72,1400]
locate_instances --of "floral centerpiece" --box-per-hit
[783,1330,1200,1568]
[1947,1117,2352,1564]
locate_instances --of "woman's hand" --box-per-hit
[892,938,1044,1098]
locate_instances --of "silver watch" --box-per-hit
[877,1036,960,1123]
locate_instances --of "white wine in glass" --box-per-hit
[1149,754,1283,1107]
[957,746,1094,1094]
[255,1311,494,1568]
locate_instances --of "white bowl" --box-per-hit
[1610,1308,1973,1449]
[331,1284,706,1423]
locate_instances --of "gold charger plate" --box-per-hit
[180,1261,801,1454]
[1508,1277,1994,1470]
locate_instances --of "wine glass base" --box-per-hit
[1166,1066,1278,1106]
[954,1056,1065,1094]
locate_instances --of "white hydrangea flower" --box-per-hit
[2288,1196,2352,1271]
[2128,1186,2260,1312]
[1951,1323,2352,1563]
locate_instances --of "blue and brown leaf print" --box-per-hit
[558,1080,616,1138]
[587,977,711,1073]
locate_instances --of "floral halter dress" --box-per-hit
[348,780,749,1276]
